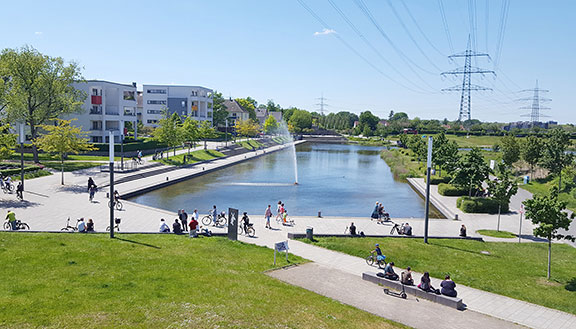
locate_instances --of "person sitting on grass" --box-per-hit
[383,262,399,280]
[173,219,182,234]
[418,272,439,294]
[441,275,458,297]
[77,218,86,233]
[159,218,170,233]
[86,219,95,232]
[401,266,414,285]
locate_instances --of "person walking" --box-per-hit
[89,185,97,202]
[211,205,218,226]
[371,201,380,220]
[16,181,23,200]
[180,209,188,232]
[275,201,282,222]
[264,205,272,229]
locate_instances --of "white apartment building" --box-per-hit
[141,85,213,127]
[70,80,138,143]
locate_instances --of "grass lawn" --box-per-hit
[445,135,502,148]
[157,149,225,166]
[299,237,576,315]
[42,161,103,172]
[0,234,401,328]
[237,140,263,150]
[476,230,516,238]
[521,177,576,212]
[380,148,424,180]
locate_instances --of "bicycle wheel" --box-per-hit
[217,216,227,226]
[238,225,244,235]
[19,223,30,230]
[61,227,70,232]
[115,201,123,211]
[390,226,396,235]
[3,222,10,230]
[247,227,255,237]
[201,216,212,226]
[108,200,113,209]
[366,255,374,266]
[106,226,110,232]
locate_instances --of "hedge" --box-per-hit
[0,164,45,176]
[437,183,469,196]
[92,139,167,152]
[457,196,509,214]
[426,175,452,185]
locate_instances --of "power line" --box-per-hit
[484,0,489,54]
[437,0,455,54]
[494,0,510,69]
[399,0,447,58]
[517,80,551,123]
[353,0,439,76]
[385,0,444,72]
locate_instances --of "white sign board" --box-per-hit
[489,159,495,170]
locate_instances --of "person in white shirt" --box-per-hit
[159,218,170,233]
[77,218,86,233]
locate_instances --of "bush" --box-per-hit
[426,175,452,185]
[438,183,468,196]
[0,164,45,176]
[457,196,509,213]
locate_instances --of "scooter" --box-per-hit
[383,283,407,299]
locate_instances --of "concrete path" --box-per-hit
[268,263,524,329]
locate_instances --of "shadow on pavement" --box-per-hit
[518,234,548,242]
[114,237,161,249]
[57,185,88,194]
[0,199,40,209]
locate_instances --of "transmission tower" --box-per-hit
[316,93,329,115]
[517,80,550,123]
[441,38,495,121]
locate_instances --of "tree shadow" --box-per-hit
[517,234,548,242]
[114,237,161,249]
[0,199,40,209]
[56,185,88,194]
[430,241,499,258]
[565,278,576,292]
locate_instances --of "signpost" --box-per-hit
[274,241,289,265]
[228,208,239,240]
[424,136,433,244]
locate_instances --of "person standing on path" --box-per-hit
[264,205,272,229]
[275,201,282,222]
[189,216,198,238]
[180,209,188,232]
[211,205,218,226]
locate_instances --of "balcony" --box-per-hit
[105,106,119,116]
[89,107,102,115]
[91,95,102,105]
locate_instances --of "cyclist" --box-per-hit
[0,175,5,190]
[6,210,17,230]
[241,212,251,233]
[211,205,218,226]
[371,243,386,268]
[16,181,23,200]
[89,185,97,202]
[114,190,120,203]
[4,176,12,191]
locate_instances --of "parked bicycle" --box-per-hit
[4,219,30,230]
[390,222,408,235]
[106,218,121,232]
[238,223,255,237]
[61,217,80,232]
[201,212,227,226]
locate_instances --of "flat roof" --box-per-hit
[84,80,136,88]
[142,84,212,90]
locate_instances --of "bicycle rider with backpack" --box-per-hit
[371,243,386,268]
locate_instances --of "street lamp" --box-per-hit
[424,136,433,244]
[18,123,25,193]
[109,131,115,238]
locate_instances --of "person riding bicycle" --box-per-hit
[242,212,251,233]
[89,185,97,201]
[6,210,17,230]
[0,175,5,190]
[4,176,12,190]
[114,191,120,202]
[16,181,23,200]
[211,205,218,226]
[371,243,386,267]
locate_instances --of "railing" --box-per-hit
[91,126,103,131]
[90,108,102,115]
[105,111,119,115]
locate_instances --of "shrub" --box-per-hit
[457,196,509,213]
[0,164,44,176]
[438,183,468,196]
[426,175,452,185]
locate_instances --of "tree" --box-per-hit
[390,112,409,121]
[521,136,543,178]
[211,92,229,127]
[408,135,426,162]
[266,100,281,113]
[523,187,575,279]
[235,119,260,138]
[288,109,312,133]
[432,132,459,176]
[235,97,257,120]
[388,110,394,121]
[541,128,573,190]
[487,163,518,231]
[500,134,520,166]
[359,111,379,131]
[0,46,85,163]
[451,147,491,196]
[0,123,17,160]
[181,116,199,153]
[35,119,95,185]
[153,111,184,157]
[263,115,278,135]
[198,120,218,150]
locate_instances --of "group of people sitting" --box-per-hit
[381,262,458,297]
[76,218,95,233]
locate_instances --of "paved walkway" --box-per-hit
[2,141,576,328]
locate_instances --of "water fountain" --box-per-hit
[277,121,299,185]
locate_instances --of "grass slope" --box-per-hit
[0,234,401,328]
[476,230,516,238]
[300,237,576,315]
[157,150,225,166]
[237,140,263,150]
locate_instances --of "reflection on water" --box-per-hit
[130,143,439,218]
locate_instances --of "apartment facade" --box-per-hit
[223,99,250,126]
[70,80,138,143]
[141,85,213,127]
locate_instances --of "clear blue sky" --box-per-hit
[1,0,574,123]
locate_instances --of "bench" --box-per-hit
[362,271,465,310]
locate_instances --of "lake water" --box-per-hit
[130,143,437,218]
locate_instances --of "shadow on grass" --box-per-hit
[114,237,161,249]
[566,278,576,292]
[430,241,499,257]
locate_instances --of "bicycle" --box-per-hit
[108,199,123,211]
[2,182,14,194]
[238,223,255,237]
[201,212,226,226]
[106,218,121,232]
[390,222,404,235]
[4,219,30,230]
[365,253,387,268]
[61,217,80,232]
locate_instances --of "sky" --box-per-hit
[1,0,575,123]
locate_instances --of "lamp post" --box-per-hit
[424,136,433,244]
[109,131,115,238]
[225,119,228,147]
[120,125,124,171]
[19,123,25,192]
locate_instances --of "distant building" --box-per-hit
[223,99,250,125]
[69,80,138,143]
[141,85,213,127]
[255,106,282,126]
[503,121,558,131]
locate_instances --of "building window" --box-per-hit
[91,88,100,96]
[207,111,212,118]
[123,91,135,101]
[147,100,166,105]
[147,89,166,94]
[90,106,102,114]
[124,107,136,116]
[147,119,158,124]
[191,111,198,117]
[207,102,213,109]
[91,136,102,143]
[191,91,198,96]
[147,109,164,114]
[91,121,103,130]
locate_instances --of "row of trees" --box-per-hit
[153,112,218,157]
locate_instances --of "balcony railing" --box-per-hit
[91,126,103,131]
[90,108,102,115]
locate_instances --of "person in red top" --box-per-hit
[189,216,198,238]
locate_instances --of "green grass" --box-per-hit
[347,136,391,146]
[237,140,264,150]
[522,177,576,212]
[0,234,402,328]
[42,161,102,171]
[476,230,517,238]
[299,237,576,315]
[380,148,424,180]
[9,153,121,161]
[445,135,502,148]
[156,149,225,166]
[9,169,52,181]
